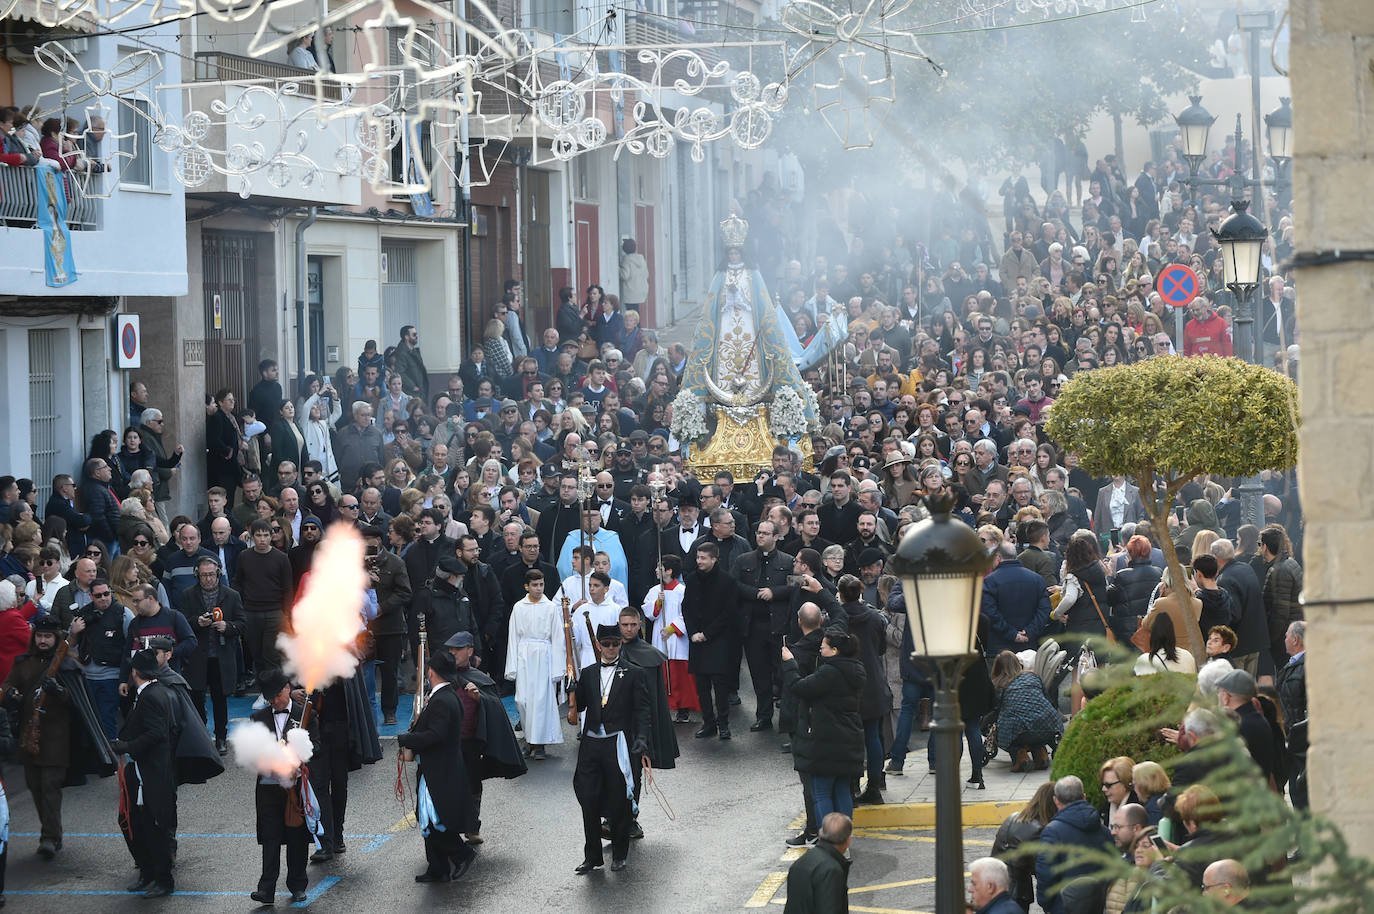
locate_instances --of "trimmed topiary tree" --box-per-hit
[1043,355,1299,659]
[1050,673,1194,813]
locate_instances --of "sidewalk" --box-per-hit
[857,740,1051,827]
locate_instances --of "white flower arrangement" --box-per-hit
[768,385,811,439]
[670,388,709,442]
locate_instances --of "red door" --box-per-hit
[574,202,599,295]
[634,203,655,326]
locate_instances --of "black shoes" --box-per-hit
[415,871,451,883]
[334,840,346,854]
[289,892,307,903]
[126,877,152,893]
[674,710,691,723]
[856,786,884,805]
[718,727,732,740]
[695,724,718,739]
[749,718,773,732]
[728,693,741,706]
[143,884,173,898]
[610,858,627,872]
[310,848,334,863]
[784,832,816,848]
[629,820,644,839]
[36,840,56,860]
[779,741,791,753]
[968,775,986,790]
[250,890,275,905]
[383,714,398,726]
[215,737,228,756]
[574,860,603,875]
[452,856,473,880]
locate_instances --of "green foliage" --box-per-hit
[1050,673,1192,813]
[1043,355,1300,483]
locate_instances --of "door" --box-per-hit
[307,256,325,376]
[28,329,58,507]
[634,203,655,326]
[523,169,552,333]
[574,202,599,293]
[381,242,418,341]
[202,231,256,402]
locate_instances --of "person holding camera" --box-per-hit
[176,555,245,756]
[361,525,412,726]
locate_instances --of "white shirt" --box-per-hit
[1109,483,1128,528]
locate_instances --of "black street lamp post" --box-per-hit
[891,494,994,914]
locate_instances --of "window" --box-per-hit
[119,97,153,187]
[528,0,573,36]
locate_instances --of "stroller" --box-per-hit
[980,639,1072,767]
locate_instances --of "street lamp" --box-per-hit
[891,494,993,914]
[1265,97,1294,165]
[1174,95,1215,174]
[1212,200,1268,300]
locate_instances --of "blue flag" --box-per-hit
[34,166,77,287]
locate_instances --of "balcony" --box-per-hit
[0,166,99,229]
[193,51,346,102]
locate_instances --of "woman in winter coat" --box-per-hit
[301,390,341,484]
[1106,534,1162,643]
[992,781,1058,910]
[782,630,866,823]
[266,399,308,481]
[838,575,893,804]
[1053,533,1111,638]
[116,426,157,492]
[990,650,1062,773]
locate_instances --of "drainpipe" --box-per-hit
[294,206,318,396]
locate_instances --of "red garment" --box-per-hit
[0,609,33,684]
[664,660,700,711]
[1183,312,1233,357]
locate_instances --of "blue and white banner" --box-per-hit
[778,305,848,373]
[34,165,77,287]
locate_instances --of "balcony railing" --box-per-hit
[193,51,345,101]
[0,166,99,230]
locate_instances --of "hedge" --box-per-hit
[1050,673,1195,814]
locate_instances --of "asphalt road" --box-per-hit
[3,691,812,913]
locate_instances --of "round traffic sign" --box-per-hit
[1156,263,1201,309]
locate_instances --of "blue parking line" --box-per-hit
[12,832,388,850]
[8,876,341,905]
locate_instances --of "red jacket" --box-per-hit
[1183,312,1232,357]
[0,609,33,684]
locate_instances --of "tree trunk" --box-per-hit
[1140,481,1206,660]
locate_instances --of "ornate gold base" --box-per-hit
[685,406,814,480]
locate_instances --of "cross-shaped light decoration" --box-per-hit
[813,50,895,150]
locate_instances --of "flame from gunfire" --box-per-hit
[277,522,367,693]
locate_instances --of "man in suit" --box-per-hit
[250,670,318,905]
[572,623,651,874]
[1092,475,1147,533]
[44,473,91,554]
[111,650,178,897]
[397,650,478,882]
[206,516,245,584]
[731,521,794,732]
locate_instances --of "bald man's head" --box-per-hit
[798,602,822,633]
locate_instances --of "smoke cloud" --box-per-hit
[277,522,368,692]
[228,719,315,785]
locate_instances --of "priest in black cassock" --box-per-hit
[616,606,679,839]
[573,623,651,874]
[397,650,478,883]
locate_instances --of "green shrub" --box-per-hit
[1050,673,1194,813]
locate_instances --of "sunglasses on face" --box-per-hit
[85,549,103,557]
[597,640,620,649]
[271,527,282,533]
[133,539,150,547]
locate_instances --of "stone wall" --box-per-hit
[1290,0,1374,853]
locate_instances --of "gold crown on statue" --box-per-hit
[719,209,749,247]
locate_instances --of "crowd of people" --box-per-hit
[0,126,1307,909]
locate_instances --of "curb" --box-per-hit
[853,801,1020,828]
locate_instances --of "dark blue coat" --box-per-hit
[981,558,1052,655]
[78,477,121,548]
[45,493,91,554]
[1035,799,1112,914]
[975,892,1026,914]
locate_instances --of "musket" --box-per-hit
[20,630,74,757]
[561,594,579,724]
[401,614,427,763]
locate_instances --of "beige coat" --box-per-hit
[1140,589,1204,659]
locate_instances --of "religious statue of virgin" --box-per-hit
[673,211,818,478]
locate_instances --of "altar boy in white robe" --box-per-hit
[644,555,698,722]
[504,569,565,760]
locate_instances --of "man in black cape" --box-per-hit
[147,636,225,787]
[110,649,179,897]
[572,623,651,874]
[250,669,319,905]
[397,650,478,883]
[309,662,383,862]
[441,631,526,845]
[615,606,678,840]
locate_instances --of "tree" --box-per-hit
[1043,355,1298,656]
